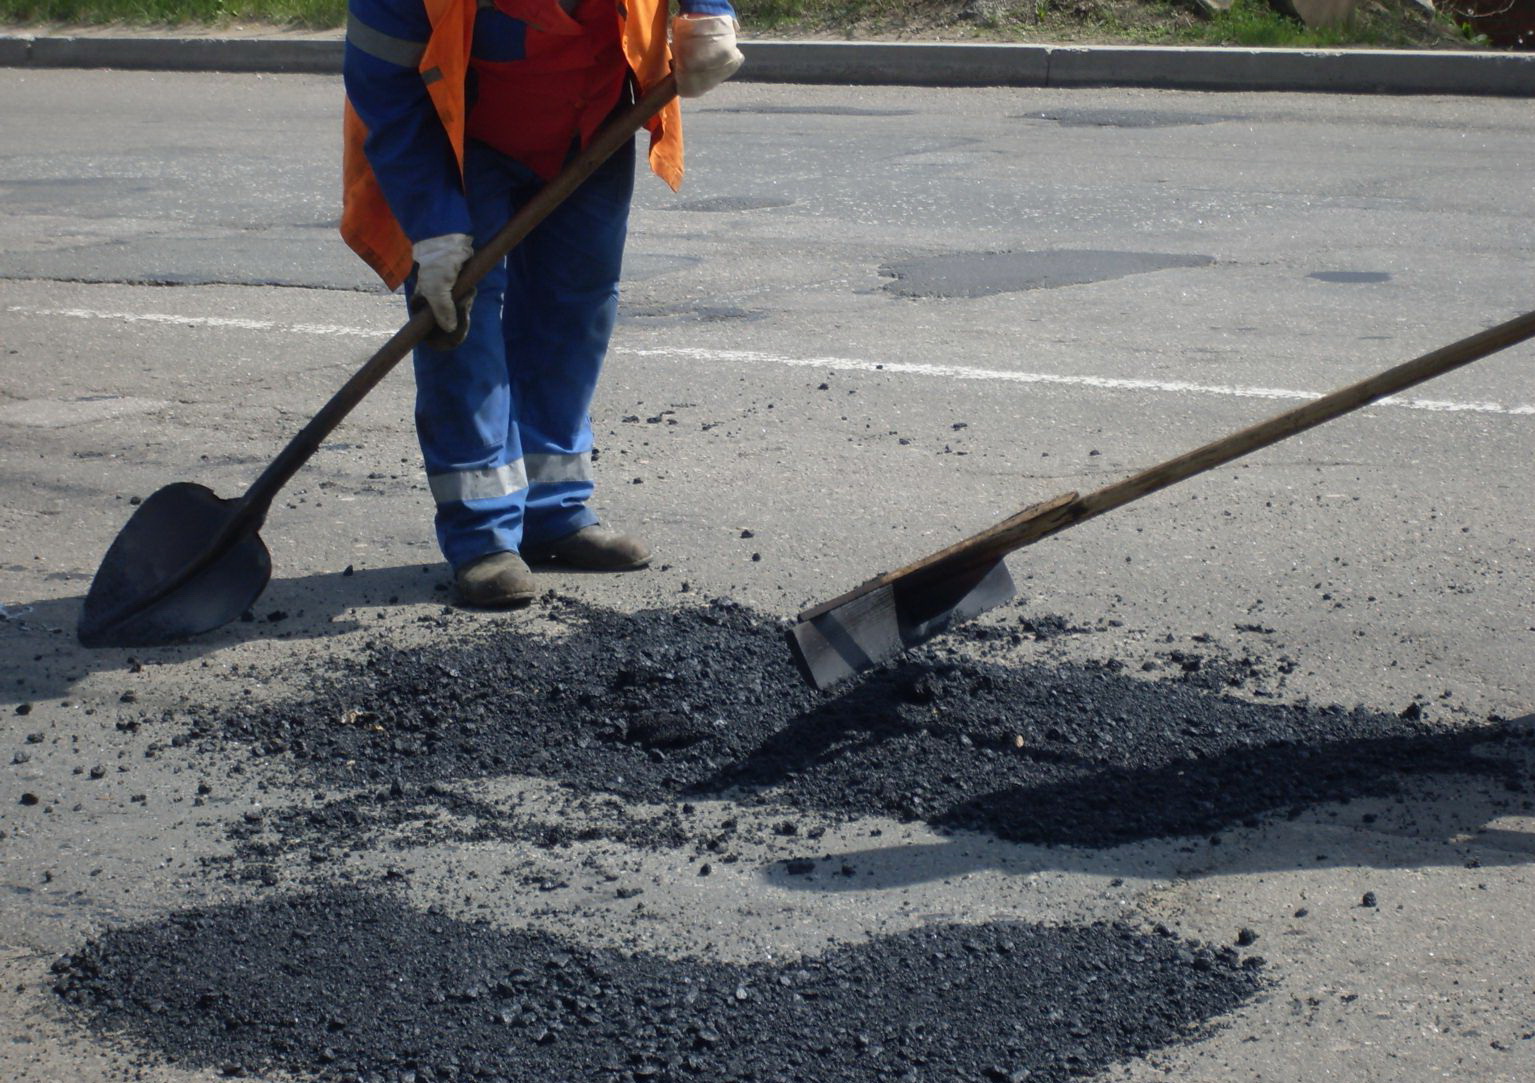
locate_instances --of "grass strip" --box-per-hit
[0,0,345,27]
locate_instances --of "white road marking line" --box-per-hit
[6,305,381,339]
[10,304,1533,417]
[619,345,1535,416]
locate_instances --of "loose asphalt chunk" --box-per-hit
[53,885,1263,1083]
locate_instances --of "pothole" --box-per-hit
[1308,271,1392,284]
[881,250,1216,299]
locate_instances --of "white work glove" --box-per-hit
[671,15,744,99]
[411,232,474,348]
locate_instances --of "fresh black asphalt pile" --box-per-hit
[55,885,1261,1083]
[184,596,1532,850]
[56,596,1535,1082]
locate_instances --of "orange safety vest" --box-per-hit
[341,0,682,290]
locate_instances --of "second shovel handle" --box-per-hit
[798,306,1535,623]
[1008,306,1535,557]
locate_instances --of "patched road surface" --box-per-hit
[2,71,1534,1083]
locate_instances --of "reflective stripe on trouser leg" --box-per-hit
[411,173,525,569]
[503,134,635,547]
[427,459,528,503]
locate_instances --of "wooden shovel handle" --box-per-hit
[1045,306,1535,545]
[799,307,1535,623]
[235,75,680,529]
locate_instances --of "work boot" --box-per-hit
[454,551,537,608]
[524,525,652,571]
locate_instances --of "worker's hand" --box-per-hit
[672,15,744,98]
[411,232,474,350]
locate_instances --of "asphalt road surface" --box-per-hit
[1,69,1533,1083]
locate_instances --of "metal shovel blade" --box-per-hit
[786,559,1016,690]
[77,482,271,648]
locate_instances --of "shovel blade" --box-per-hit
[78,482,271,648]
[786,559,1016,690]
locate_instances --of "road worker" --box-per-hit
[341,0,742,605]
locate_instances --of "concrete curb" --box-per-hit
[0,34,30,67]
[1,33,1531,96]
[743,40,1535,95]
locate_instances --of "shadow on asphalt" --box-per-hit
[1,563,451,705]
[760,716,1535,890]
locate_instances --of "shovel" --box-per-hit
[787,308,1535,689]
[77,76,680,649]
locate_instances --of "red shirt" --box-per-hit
[466,0,628,180]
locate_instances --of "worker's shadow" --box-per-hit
[0,563,451,705]
[756,713,1535,890]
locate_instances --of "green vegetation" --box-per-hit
[1154,0,1404,46]
[0,0,1476,50]
[0,0,344,26]
[733,0,1465,49]
[1435,6,1491,45]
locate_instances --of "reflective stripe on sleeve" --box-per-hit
[525,452,593,485]
[428,460,529,504]
[346,12,427,68]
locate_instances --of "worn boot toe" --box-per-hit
[524,525,651,571]
[454,551,537,608]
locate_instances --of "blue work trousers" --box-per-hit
[412,134,634,569]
